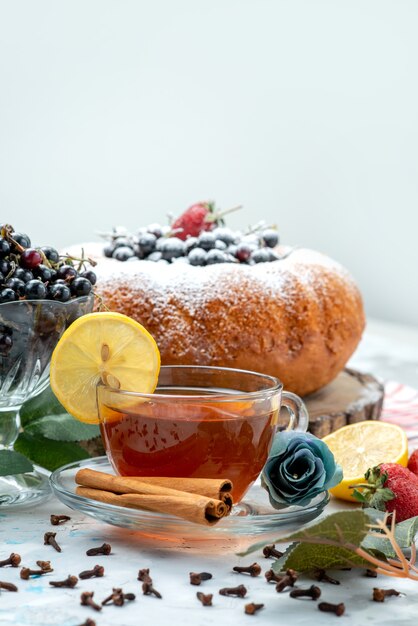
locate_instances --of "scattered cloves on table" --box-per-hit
[233,563,261,577]
[245,603,264,615]
[373,588,401,603]
[196,592,213,606]
[49,575,78,588]
[313,569,340,585]
[44,532,62,553]
[0,553,21,568]
[0,581,18,592]
[20,567,52,579]
[289,585,322,600]
[219,584,247,598]
[80,591,102,612]
[79,565,104,579]
[50,514,71,526]
[189,571,213,585]
[275,569,298,592]
[86,543,111,556]
[262,544,283,559]
[318,601,345,616]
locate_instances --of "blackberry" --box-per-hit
[25,280,47,299]
[262,229,279,248]
[188,248,207,266]
[40,246,60,264]
[70,277,92,297]
[48,283,71,302]
[198,232,216,251]
[112,246,135,261]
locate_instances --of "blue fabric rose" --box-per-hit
[261,431,343,508]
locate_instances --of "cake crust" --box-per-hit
[68,243,365,396]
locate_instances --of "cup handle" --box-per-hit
[281,391,309,432]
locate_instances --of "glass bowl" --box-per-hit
[0,295,94,508]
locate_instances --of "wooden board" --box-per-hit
[303,368,385,438]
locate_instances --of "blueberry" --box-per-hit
[81,270,97,285]
[212,227,236,246]
[184,237,198,253]
[40,246,60,264]
[104,244,115,258]
[6,278,25,296]
[0,288,17,303]
[48,283,71,302]
[188,248,207,266]
[235,243,254,262]
[0,260,10,276]
[11,232,31,248]
[160,237,185,261]
[206,249,228,265]
[0,334,13,356]
[25,279,47,299]
[138,233,157,255]
[0,239,10,258]
[34,264,54,282]
[70,277,92,297]
[227,244,238,257]
[214,240,227,250]
[146,251,163,262]
[251,248,272,263]
[13,268,33,282]
[198,232,216,251]
[146,223,163,239]
[112,246,135,261]
[113,237,132,249]
[262,229,279,248]
[56,265,77,281]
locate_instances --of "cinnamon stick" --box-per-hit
[76,486,228,526]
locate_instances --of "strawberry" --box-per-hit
[407,449,418,477]
[352,463,418,522]
[171,202,242,240]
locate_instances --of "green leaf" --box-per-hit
[26,414,100,442]
[273,539,371,572]
[14,432,90,472]
[394,515,418,548]
[0,450,34,476]
[20,385,66,427]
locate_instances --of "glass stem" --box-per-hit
[0,408,21,449]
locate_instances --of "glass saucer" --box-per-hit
[50,456,329,539]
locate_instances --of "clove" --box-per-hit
[86,543,111,556]
[365,569,378,578]
[76,620,96,626]
[0,553,21,568]
[80,591,102,612]
[137,568,152,583]
[263,544,283,559]
[142,581,162,598]
[233,563,262,577]
[265,569,282,584]
[50,514,71,526]
[44,532,62,553]
[49,575,78,588]
[318,601,345,616]
[20,566,52,579]
[373,588,401,603]
[219,584,247,598]
[290,585,321,600]
[79,565,104,579]
[102,587,135,606]
[196,591,213,606]
[245,603,264,615]
[0,581,18,592]
[189,571,213,585]
[313,569,340,585]
[275,569,298,592]
[36,560,53,572]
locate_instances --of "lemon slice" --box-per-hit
[50,312,160,424]
[322,421,408,501]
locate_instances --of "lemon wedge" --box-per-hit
[50,312,160,424]
[322,421,408,501]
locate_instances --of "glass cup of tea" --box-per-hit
[97,365,309,502]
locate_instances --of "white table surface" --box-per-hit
[2,318,418,626]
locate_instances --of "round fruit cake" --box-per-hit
[67,237,365,397]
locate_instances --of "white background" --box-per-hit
[0,0,417,325]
